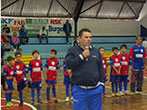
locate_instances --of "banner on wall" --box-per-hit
[7,55,33,66]
[1,17,74,37]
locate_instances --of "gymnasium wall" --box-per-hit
[78,19,138,36]
[1,17,139,37]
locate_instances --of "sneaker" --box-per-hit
[47,99,52,103]
[71,96,73,101]
[136,91,143,94]
[116,93,121,97]
[119,91,123,96]
[130,91,136,95]
[124,91,129,95]
[65,97,69,102]
[37,100,43,103]
[112,93,115,97]
[19,101,23,106]
[53,97,57,103]
[6,102,11,107]
[9,102,13,106]
[31,100,34,105]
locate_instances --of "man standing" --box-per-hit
[65,28,105,110]
[129,36,147,93]
[63,20,72,44]
[2,24,10,36]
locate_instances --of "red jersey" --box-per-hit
[119,54,132,75]
[45,58,60,81]
[3,65,16,80]
[29,59,42,82]
[102,57,107,77]
[14,61,28,83]
[110,55,121,76]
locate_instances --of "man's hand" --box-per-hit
[116,71,120,75]
[82,49,90,58]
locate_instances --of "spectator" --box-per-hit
[142,38,147,49]
[11,32,20,52]
[2,24,10,36]
[1,31,11,51]
[72,36,79,46]
[38,26,48,44]
[19,25,28,45]
[63,20,72,44]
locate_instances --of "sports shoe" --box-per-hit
[112,93,115,97]
[9,102,13,106]
[6,102,11,107]
[47,98,52,103]
[37,100,43,103]
[65,97,69,102]
[53,97,57,103]
[119,91,123,96]
[19,101,23,106]
[124,91,129,95]
[116,93,121,97]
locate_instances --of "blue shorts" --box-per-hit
[64,76,71,85]
[46,80,57,85]
[72,85,103,110]
[3,79,14,91]
[110,75,120,82]
[31,81,42,89]
[17,79,28,91]
[120,75,129,82]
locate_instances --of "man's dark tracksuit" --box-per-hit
[65,45,105,110]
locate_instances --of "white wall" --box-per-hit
[78,19,138,36]
[139,2,147,28]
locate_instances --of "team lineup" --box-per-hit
[2,29,146,110]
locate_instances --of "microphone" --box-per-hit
[85,45,89,61]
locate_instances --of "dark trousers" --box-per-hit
[39,36,48,44]
[65,32,70,43]
[20,36,29,45]
[130,70,143,92]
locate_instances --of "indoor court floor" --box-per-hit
[1,66,147,110]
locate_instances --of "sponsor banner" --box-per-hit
[7,55,33,66]
[1,17,74,36]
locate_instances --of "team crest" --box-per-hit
[115,59,118,62]
[10,71,14,75]
[36,62,39,66]
[122,57,125,60]
[102,60,105,64]
[16,65,20,69]
[51,61,55,65]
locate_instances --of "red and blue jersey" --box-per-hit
[3,65,16,80]
[29,59,43,82]
[14,61,29,83]
[119,54,132,75]
[129,45,147,70]
[110,55,121,76]
[45,58,60,81]
[102,57,107,77]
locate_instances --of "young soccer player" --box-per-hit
[119,44,132,96]
[3,56,15,107]
[63,60,73,101]
[110,47,121,97]
[45,49,60,103]
[28,50,43,104]
[14,52,29,106]
[99,47,108,97]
